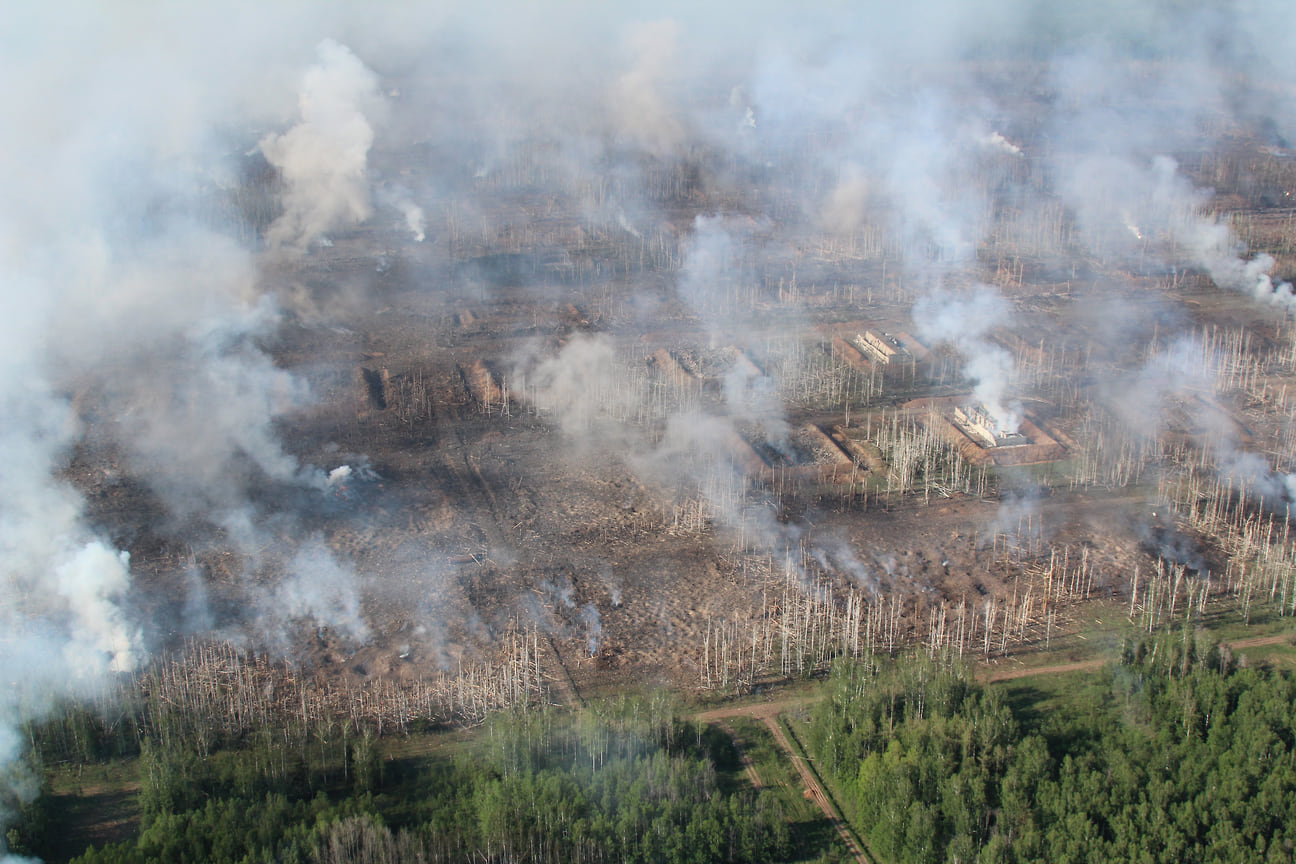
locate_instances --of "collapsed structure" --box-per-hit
[857,331,910,365]
[953,404,1029,448]
[828,326,930,381]
[907,396,1073,467]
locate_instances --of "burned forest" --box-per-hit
[6,2,1296,860]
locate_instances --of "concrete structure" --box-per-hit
[857,330,910,365]
[953,404,1028,448]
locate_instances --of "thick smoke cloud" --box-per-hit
[612,20,686,156]
[914,285,1022,433]
[261,39,384,252]
[0,10,391,852]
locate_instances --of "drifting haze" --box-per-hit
[5,0,1296,856]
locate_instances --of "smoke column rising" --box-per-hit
[260,39,384,252]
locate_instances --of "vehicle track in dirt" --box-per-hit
[981,632,1294,682]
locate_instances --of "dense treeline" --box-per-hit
[809,635,1296,863]
[39,692,789,864]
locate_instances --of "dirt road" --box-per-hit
[980,631,1294,682]
[760,714,872,864]
[698,698,868,864]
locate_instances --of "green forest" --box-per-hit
[11,629,1296,864]
[808,633,1296,864]
[12,692,790,864]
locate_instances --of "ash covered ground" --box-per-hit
[8,0,1296,809]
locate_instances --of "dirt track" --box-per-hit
[699,697,867,863]
[981,632,1294,682]
[761,714,872,864]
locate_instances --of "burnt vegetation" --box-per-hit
[10,2,1296,862]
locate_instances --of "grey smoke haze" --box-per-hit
[612,19,687,156]
[6,0,1296,856]
[512,334,645,437]
[1107,333,1296,506]
[260,39,384,252]
[0,12,399,852]
[914,285,1023,433]
[264,536,371,646]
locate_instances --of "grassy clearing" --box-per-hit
[376,722,476,761]
[977,597,1296,680]
[47,757,141,797]
[1193,606,1296,643]
[43,759,142,864]
[992,666,1112,745]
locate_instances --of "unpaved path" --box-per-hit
[696,697,812,723]
[981,658,1107,682]
[760,714,871,864]
[713,721,764,790]
[980,632,1294,682]
[698,698,868,864]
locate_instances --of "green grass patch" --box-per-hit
[47,757,141,797]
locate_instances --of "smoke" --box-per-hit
[914,285,1022,433]
[1136,512,1206,572]
[399,200,427,243]
[0,14,399,849]
[264,537,371,646]
[722,353,789,449]
[55,543,139,673]
[677,215,743,323]
[611,20,686,156]
[376,184,427,242]
[581,603,602,657]
[1046,47,1293,304]
[810,536,882,597]
[512,334,648,438]
[260,39,384,252]
[987,489,1047,554]
[1102,335,1214,440]
[1108,333,1296,508]
[8,0,1296,854]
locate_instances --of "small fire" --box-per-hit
[1122,211,1143,240]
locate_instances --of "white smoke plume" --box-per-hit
[1114,334,1296,507]
[977,130,1022,157]
[913,285,1022,433]
[581,603,602,656]
[264,537,371,646]
[377,184,427,242]
[1048,57,1292,304]
[400,200,427,243]
[512,334,646,437]
[54,543,139,673]
[721,354,790,451]
[260,39,385,252]
[677,215,741,321]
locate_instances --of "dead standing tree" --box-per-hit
[136,626,549,745]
